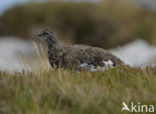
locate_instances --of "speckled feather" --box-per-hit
[38,29,125,71]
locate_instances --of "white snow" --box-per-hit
[0,37,35,72]
[110,39,156,67]
[0,37,156,72]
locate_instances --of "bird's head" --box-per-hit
[38,29,58,44]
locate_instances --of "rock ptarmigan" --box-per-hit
[38,29,126,71]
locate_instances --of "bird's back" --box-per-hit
[64,44,125,68]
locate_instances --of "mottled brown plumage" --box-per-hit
[38,29,125,71]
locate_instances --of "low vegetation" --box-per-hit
[0,1,156,48]
[0,67,156,114]
[0,1,156,114]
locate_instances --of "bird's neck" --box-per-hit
[47,35,60,48]
[47,41,64,54]
[48,41,58,48]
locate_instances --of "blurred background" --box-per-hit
[0,0,156,72]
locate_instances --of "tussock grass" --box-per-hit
[0,67,156,114]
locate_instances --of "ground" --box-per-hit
[0,67,156,114]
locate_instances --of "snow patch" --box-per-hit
[0,37,35,72]
[110,39,156,67]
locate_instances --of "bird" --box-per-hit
[38,29,126,71]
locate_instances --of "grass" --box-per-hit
[0,67,156,114]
